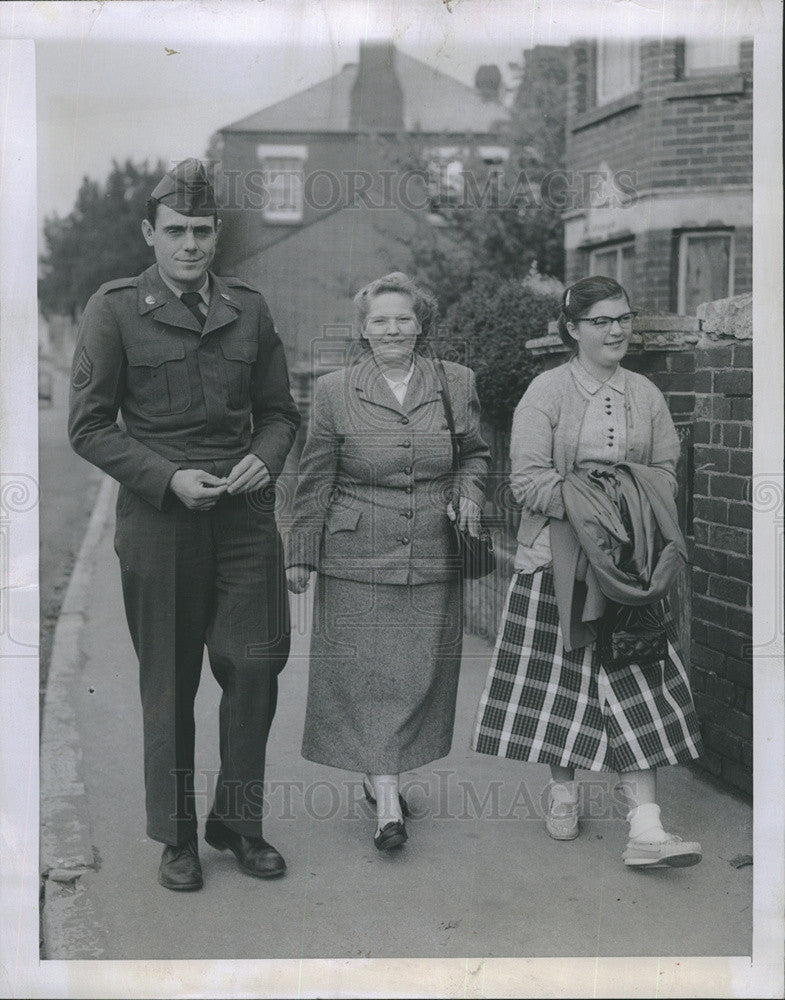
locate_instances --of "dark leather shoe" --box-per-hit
[373,819,407,852]
[204,817,286,879]
[158,838,203,891]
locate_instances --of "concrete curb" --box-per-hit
[40,473,117,959]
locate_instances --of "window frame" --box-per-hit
[683,38,740,78]
[423,145,468,221]
[595,39,641,106]
[588,239,636,287]
[676,229,735,315]
[256,144,308,224]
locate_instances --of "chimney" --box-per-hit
[475,64,502,102]
[349,42,404,131]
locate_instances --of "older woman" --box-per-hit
[472,275,703,869]
[286,272,490,851]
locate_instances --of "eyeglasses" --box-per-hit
[578,311,637,332]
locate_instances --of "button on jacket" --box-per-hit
[286,353,491,585]
[69,264,300,507]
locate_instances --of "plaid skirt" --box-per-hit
[471,568,703,772]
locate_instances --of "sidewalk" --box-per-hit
[40,476,752,962]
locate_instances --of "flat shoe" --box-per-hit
[545,783,579,841]
[546,806,579,841]
[623,834,702,868]
[363,778,410,818]
[373,820,407,851]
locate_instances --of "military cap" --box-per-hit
[149,158,217,216]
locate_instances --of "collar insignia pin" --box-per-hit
[145,295,156,305]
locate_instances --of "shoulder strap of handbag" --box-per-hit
[433,358,461,508]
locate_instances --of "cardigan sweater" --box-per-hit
[513,361,629,571]
[510,360,680,550]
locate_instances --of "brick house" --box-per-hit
[211,41,510,368]
[563,36,752,313]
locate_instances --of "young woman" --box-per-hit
[472,275,703,868]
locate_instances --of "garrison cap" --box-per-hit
[149,158,217,216]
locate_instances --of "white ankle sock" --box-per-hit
[627,802,669,842]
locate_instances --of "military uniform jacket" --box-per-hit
[69,264,300,508]
[286,353,491,585]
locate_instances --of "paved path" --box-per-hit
[40,477,752,964]
[38,367,101,693]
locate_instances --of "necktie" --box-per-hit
[180,291,206,328]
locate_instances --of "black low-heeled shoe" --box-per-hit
[373,819,408,852]
[204,816,286,879]
[362,779,410,818]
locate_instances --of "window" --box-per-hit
[425,145,509,219]
[684,38,740,77]
[596,40,640,105]
[256,145,307,223]
[425,146,466,218]
[677,230,734,314]
[590,241,636,290]
[478,146,509,200]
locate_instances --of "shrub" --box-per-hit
[439,268,563,429]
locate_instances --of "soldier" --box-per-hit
[69,159,300,891]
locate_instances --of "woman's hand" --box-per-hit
[447,496,483,537]
[286,566,312,594]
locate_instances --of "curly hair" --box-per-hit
[352,271,438,354]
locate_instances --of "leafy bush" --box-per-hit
[440,268,563,429]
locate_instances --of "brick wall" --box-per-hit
[689,336,752,794]
[567,38,752,187]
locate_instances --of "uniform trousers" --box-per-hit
[114,480,290,846]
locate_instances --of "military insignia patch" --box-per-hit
[72,346,93,390]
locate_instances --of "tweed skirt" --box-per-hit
[302,573,464,773]
[472,568,703,772]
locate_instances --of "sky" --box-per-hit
[0,0,762,227]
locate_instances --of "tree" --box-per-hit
[39,159,166,318]
[440,267,563,430]
[409,45,568,316]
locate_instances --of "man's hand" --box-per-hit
[169,469,227,510]
[286,566,312,594]
[226,454,271,495]
[446,496,483,537]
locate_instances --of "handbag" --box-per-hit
[597,600,668,670]
[433,359,495,580]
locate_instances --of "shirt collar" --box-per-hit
[380,359,415,388]
[569,356,626,395]
[158,268,211,306]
